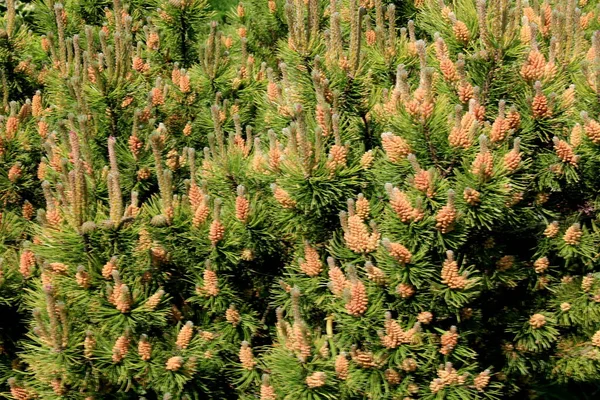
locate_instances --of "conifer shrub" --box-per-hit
[1,0,600,398]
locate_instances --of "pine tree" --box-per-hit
[2,0,600,399]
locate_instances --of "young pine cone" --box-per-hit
[19,250,36,278]
[345,280,368,316]
[543,221,559,238]
[396,283,415,299]
[335,353,349,380]
[529,313,546,329]
[435,200,457,234]
[473,370,491,391]
[239,341,256,370]
[225,305,241,326]
[463,187,480,206]
[382,239,412,264]
[533,257,549,274]
[176,321,194,349]
[299,242,323,277]
[440,326,459,355]
[138,335,152,361]
[165,356,184,371]
[305,372,326,388]
[563,223,582,245]
[417,311,433,324]
[381,132,411,162]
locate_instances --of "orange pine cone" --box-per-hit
[208,219,225,245]
[166,356,184,371]
[381,132,411,162]
[239,341,256,370]
[138,337,152,361]
[335,353,349,380]
[176,321,194,349]
[305,372,327,388]
[345,280,368,316]
[383,239,412,264]
[299,242,323,277]
[19,250,36,278]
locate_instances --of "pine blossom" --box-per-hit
[381,132,411,162]
[440,326,459,355]
[335,353,349,380]
[529,313,546,329]
[19,250,35,278]
[328,262,349,297]
[417,311,433,324]
[520,51,546,81]
[235,185,250,222]
[226,305,241,326]
[563,223,582,245]
[435,191,457,234]
[441,251,468,289]
[345,279,368,316]
[365,262,386,285]
[382,238,412,264]
[553,137,578,166]
[208,219,225,245]
[582,274,594,292]
[385,369,401,385]
[532,82,552,119]
[199,268,219,297]
[343,214,380,253]
[166,356,184,371]
[102,257,118,279]
[305,372,326,388]
[271,184,296,208]
[396,283,415,298]
[299,242,323,277]
[138,336,152,361]
[145,289,164,310]
[591,330,600,347]
[543,221,559,238]
[534,257,549,273]
[239,341,256,370]
[112,335,130,363]
[176,321,194,349]
[463,187,481,205]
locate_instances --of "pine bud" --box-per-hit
[345,279,368,316]
[176,321,194,349]
[381,132,411,162]
[165,356,184,371]
[138,335,152,361]
[534,257,549,274]
[239,341,256,370]
[543,221,559,238]
[563,223,582,245]
[417,311,433,324]
[396,283,415,298]
[299,242,323,277]
[226,305,241,326]
[382,238,412,264]
[440,326,459,355]
[19,250,36,278]
[529,313,546,329]
[260,374,277,400]
[305,372,326,388]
